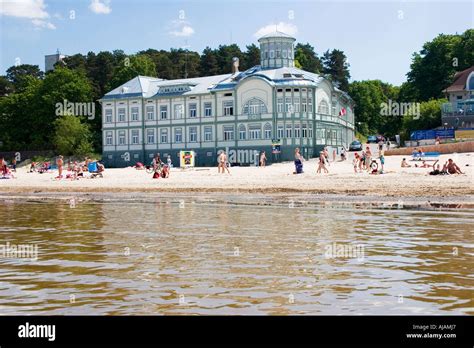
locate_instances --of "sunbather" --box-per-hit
[446,159,464,174]
[401,158,411,168]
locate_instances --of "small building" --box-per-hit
[99,31,355,167]
[45,51,67,72]
[441,66,474,128]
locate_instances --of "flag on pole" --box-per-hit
[339,107,347,117]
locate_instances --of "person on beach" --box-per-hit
[260,151,267,167]
[379,149,385,173]
[323,147,330,166]
[401,158,411,168]
[446,158,464,174]
[353,153,361,173]
[293,148,304,174]
[359,150,366,171]
[332,148,336,162]
[29,161,37,172]
[152,154,163,178]
[218,151,230,174]
[0,157,6,176]
[317,151,329,174]
[56,155,64,179]
[11,158,17,172]
[167,155,172,168]
[415,161,431,168]
[340,147,346,161]
[364,146,372,171]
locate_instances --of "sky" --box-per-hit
[0,0,473,86]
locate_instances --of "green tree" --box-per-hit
[294,43,322,73]
[216,44,245,73]
[200,47,220,76]
[321,49,351,92]
[6,64,43,92]
[110,54,157,89]
[401,99,445,139]
[0,76,13,97]
[244,44,261,69]
[53,115,93,156]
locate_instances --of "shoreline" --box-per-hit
[2,152,473,201]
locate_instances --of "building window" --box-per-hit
[282,50,287,59]
[277,124,284,139]
[189,127,197,142]
[318,100,329,114]
[204,126,212,141]
[308,96,313,113]
[146,106,154,120]
[294,97,300,113]
[189,103,197,118]
[160,129,168,143]
[302,124,308,138]
[309,124,313,138]
[223,126,234,141]
[277,98,283,113]
[131,129,139,144]
[249,125,261,140]
[302,98,307,113]
[264,123,272,139]
[285,97,292,113]
[106,131,113,145]
[131,107,139,121]
[118,108,126,122]
[204,102,212,117]
[243,98,267,115]
[239,124,246,140]
[160,105,168,120]
[105,109,112,123]
[174,104,183,119]
[119,130,126,145]
[294,124,301,138]
[332,101,337,116]
[223,101,234,116]
[147,129,155,144]
[286,124,292,138]
[270,50,275,58]
[175,128,183,143]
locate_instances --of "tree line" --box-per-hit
[0,29,471,155]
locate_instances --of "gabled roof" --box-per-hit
[444,66,474,93]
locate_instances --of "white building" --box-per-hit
[100,31,355,167]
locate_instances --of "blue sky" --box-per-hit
[1,0,472,85]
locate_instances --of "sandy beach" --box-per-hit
[1,151,473,199]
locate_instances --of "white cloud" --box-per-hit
[0,0,56,29]
[254,22,298,38]
[170,25,194,37]
[0,0,49,19]
[168,19,194,37]
[89,0,111,14]
[31,18,55,29]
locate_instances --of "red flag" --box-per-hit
[339,107,346,117]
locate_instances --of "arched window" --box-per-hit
[243,98,267,115]
[264,123,272,139]
[318,100,329,114]
[239,124,246,140]
[468,73,474,90]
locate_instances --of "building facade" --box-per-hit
[441,66,474,128]
[100,31,355,167]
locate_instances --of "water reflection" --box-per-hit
[0,198,472,315]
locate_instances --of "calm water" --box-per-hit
[0,196,472,315]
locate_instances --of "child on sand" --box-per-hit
[56,155,64,179]
[401,158,411,168]
[317,151,329,174]
[353,153,360,173]
[260,151,267,167]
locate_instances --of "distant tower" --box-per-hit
[44,49,67,72]
[258,31,296,69]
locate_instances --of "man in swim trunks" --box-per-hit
[446,159,464,174]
